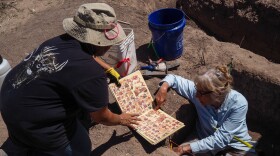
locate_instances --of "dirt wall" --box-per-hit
[1,0,280,155]
[232,69,280,127]
[232,68,280,154]
[179,0,280,135]
[179,0,280,63]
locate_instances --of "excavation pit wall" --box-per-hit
[232,68,280,154]
[232,69,280,127]
[179,0,280,63]
[179,0,280,135]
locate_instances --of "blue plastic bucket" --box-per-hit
[148,8,186,60]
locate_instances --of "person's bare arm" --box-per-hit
[154,82,169,110]
[90,106,140,129]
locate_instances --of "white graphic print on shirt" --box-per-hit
[12,46,68,88]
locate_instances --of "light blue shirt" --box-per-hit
[161,74,254,153]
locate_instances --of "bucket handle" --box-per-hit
[115,58,130,77]
[151,27,181,42]
[152,32,166,42]
[151,18,186,42]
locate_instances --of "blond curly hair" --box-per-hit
[194,65,233,104]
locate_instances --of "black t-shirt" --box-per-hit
[0,34,108,150]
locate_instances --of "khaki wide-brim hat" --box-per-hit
[63,3,126,47]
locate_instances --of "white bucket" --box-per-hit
[0,58,11,90]
[101,28,137,77]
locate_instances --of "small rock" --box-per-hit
[29,8,36,14]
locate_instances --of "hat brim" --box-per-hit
[63,18,126,46]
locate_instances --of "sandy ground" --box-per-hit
[1,0,279,155]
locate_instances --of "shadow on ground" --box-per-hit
[91,130,133,156]
[136,43,161,64]
[171,103,197,145]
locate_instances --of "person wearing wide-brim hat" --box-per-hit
[0,3,140,156]
[63,3,125,84]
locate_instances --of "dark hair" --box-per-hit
[80,43,96,55]
[0,55,3,64]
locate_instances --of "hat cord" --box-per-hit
[104,23,119,40]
